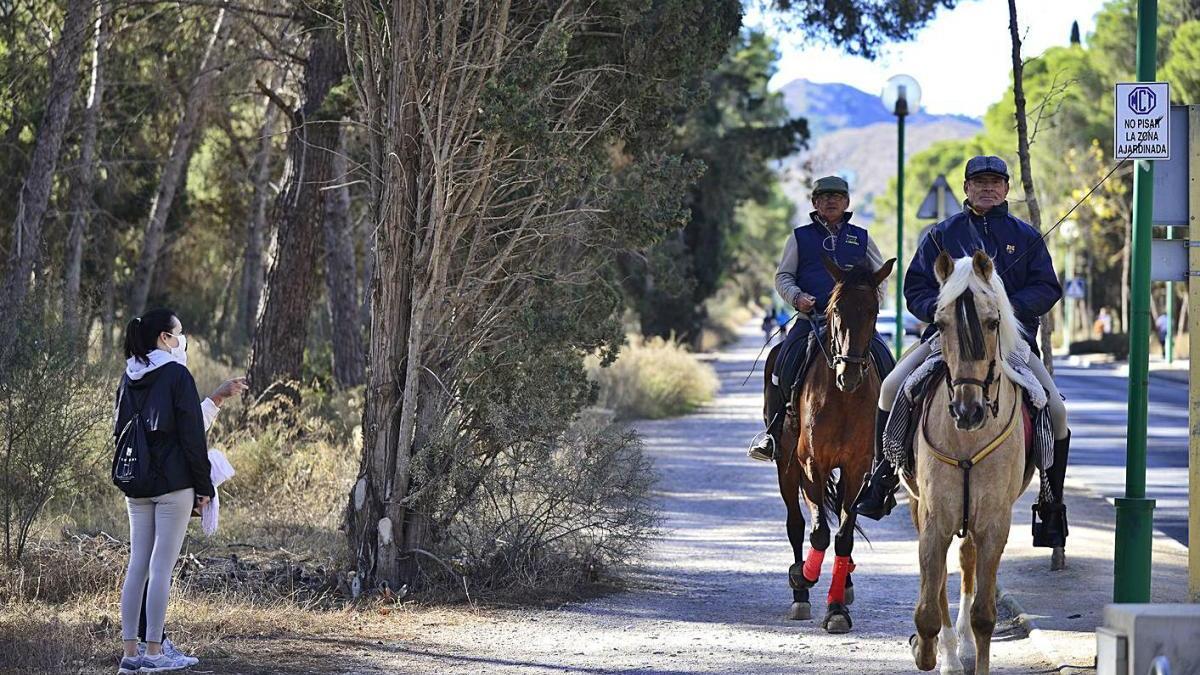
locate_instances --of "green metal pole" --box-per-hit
[1166,228,1175,363]
[1114,0,1158,604]
[895,113,906,360]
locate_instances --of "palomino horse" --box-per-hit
[766,257,894,633]
[907,250,1033,675]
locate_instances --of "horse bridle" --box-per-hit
[809,299,873,375]
[944,289,1002,419]
[943,357,1001,419]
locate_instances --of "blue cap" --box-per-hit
[965,155,1009,180]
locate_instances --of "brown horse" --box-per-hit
[766,257,894,633]
[906,251,1032,675]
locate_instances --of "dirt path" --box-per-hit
[367,325,1057,674]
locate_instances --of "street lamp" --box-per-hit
[881,75,922,359]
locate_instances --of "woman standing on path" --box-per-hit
[113,308,245,674]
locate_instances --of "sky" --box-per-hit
[748,0,1110,118]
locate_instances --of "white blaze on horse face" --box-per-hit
[936,262,1005,428]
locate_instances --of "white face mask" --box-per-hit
[169,332,188,366]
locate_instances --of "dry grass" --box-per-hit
[588,336,719,419]
[1,341,657,673]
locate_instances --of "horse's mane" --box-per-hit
[936,256,1024,382]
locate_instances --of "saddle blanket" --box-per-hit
[882,335,1055,503]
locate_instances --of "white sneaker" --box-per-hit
[138,639,197,668]
[161,639,199,667]
[138,651,190,672]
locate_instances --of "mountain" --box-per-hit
[774,79,983,225]
[778,79,979,136]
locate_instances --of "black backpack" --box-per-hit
[111,381,155,496]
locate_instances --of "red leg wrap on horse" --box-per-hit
[827,556,856,604]
[802,549,825,583]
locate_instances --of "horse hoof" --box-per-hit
[1051,546,1066,571]
[788,601,811,620]
[843,585,854,606]
[911,634,938,672]
[821,602,852,634]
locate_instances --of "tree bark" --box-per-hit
[321,121,365,387]
[128,4,230,315]
[238,69,283,344]
[0,0,92,347]
[247,21,348,395]
[64,0,108,337]
[1007,0,1054,370]
[344,0,423,591]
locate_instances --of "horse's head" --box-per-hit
[822,256,896,392]
[932,250,1022,430]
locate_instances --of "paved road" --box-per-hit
[1054,361,1190,545]
[377,326,1060,674]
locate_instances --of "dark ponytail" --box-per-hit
[123,308,177,365]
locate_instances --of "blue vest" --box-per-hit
[793,220,870,314]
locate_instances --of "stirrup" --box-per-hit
[1032,502,1068,548]
[748,432,775,462]
[853,467,898,520]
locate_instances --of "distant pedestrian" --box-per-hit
[1156,313,1170,354]
[761,308,777,339]
[1095,307,1113,337]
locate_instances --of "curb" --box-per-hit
[995,584,1063,669]
[997,584,1096,674]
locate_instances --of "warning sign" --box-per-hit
[1114,82,1171,160]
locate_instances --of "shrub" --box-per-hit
[588,336,719,419]
[0,309,109,562]
[1068,332,1130,360]
[431,413,660,600]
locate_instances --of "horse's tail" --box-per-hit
[826,471,871,544]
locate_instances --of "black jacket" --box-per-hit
[113,362,214,498]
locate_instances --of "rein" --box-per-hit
[922,381,1020,538]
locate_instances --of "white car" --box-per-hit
[876,310,924,347]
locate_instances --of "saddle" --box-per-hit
[774,321,895,401]
[883,357,1055,507]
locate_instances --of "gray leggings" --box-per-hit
[120,488,193,643]
[879,341,1068,440]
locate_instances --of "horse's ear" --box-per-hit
[934,250,955,284]
[873,258,896,287]
[822,255,844,282]
[972,249,994,280]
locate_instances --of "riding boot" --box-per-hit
[749,385,787,462]
[1033,431,1070,548]
[852,408,899,520]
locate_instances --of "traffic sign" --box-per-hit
[1064,277,1086,299]
[916,175,959,221]
[1114,82,1171,160]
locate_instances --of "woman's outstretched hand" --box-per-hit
[210,376,249,406]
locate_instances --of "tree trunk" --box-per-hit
[247,22,348,394]
[322,121,366,387]
[0,0,92,346]
[238,69,283,344]
[64,0,108,337]
[344,0,424,591]
[128,6,230,316]
[1007,0,1054,370]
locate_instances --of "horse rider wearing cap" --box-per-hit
[853,155,1072,548]
[749,176,895,462]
